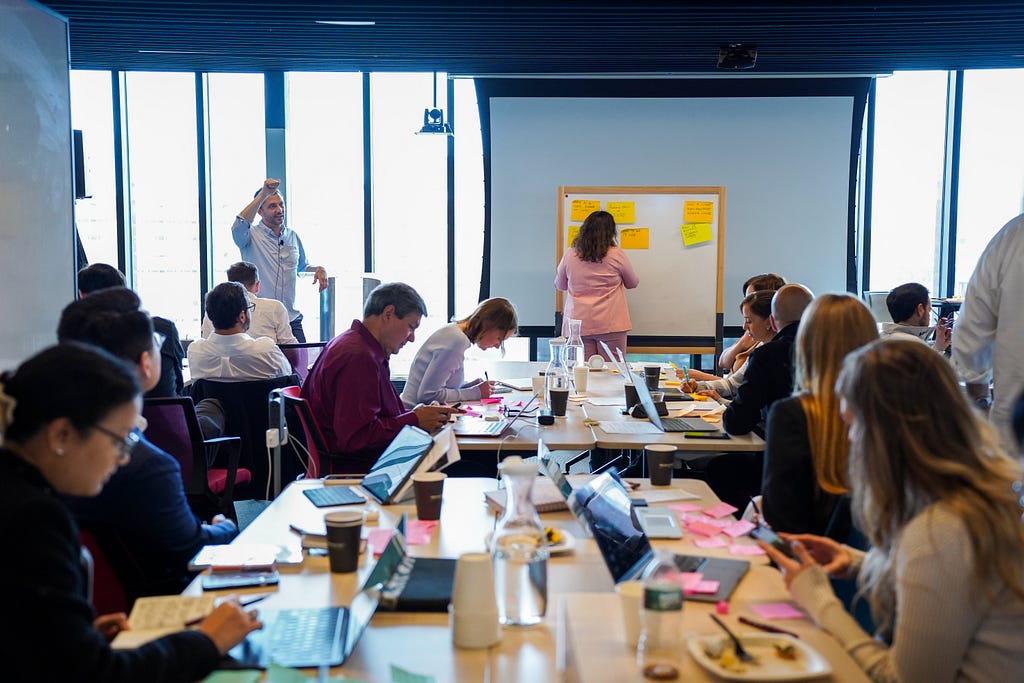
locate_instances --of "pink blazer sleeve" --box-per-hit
[614,249,640,288]
[554,253,569,291]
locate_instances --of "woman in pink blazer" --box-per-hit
[554,211,640,360]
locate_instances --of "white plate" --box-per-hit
[688,634,832,681]
[546,529,577,556]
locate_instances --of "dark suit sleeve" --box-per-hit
[761,398,817,534]
[5,497,220,682]
[723,347,770,435]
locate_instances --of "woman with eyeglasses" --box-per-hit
[0,343,260,681]
[760,337,1024,681]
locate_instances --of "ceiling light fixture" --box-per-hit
[314,20,376,26]
[416,72,454,137]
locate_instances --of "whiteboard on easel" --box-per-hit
[557,186,724,345]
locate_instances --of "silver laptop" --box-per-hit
[451,393,539,437]
[628,367,719,432]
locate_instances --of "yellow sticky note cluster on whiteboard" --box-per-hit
[683,201,714,223]
[619,228,649,249]
[567,225,581,247]
[606,201,635,224]
[570,199,601,222]
[681,223,713,246]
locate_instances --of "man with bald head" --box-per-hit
[723,284,814,436]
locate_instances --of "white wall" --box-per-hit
[0,0,73,367]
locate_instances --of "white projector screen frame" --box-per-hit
[476,78,868,336]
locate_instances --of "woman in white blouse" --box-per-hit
[401,298,518,408]
[761,337,1024,682]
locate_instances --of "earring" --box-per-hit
[55,448,64,456]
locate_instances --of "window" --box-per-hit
[286,72,365,339]
[869,71,949,294]
[208,73,266,286]
[454,78,485,318]
[955,69,1024,291]
[370,72,448,363]
[124,72,201,337]
[70,70,118,267]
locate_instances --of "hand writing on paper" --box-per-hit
[414,405,452,432]
[94,613,129,642]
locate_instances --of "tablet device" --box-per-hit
[359,425,437,505]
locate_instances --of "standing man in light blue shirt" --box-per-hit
[231,178,328,342]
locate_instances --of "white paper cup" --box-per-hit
[451,552,497,613]
[531,375,546,402]
[449,604,501,649]
[616,580,645,650]
[573,365,589,393]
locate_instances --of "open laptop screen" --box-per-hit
[571,470,653,583]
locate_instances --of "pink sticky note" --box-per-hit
[367,529,394,557]
[693,536,729,549]
[406,520,438,545]
[686,580,720,595]
[668,502,703,514]
[703,518,733,528]
[722,519,756,538]
[686,520,723,537]
[676,572,703,590]
[751,602,806,620]
[480,397,503,405]
[728,543,767,556]
[703,502,739,518]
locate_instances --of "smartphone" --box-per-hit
[683,431,731,439]
[201,569,280,591]
[749,525,796,559]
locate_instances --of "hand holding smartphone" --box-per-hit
[748,524,797,560]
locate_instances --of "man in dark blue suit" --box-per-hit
[724,284,813,437]
[58,289,237,600]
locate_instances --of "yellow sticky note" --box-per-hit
[606,201,635,224]
[683,201,714,223]
[567,225,581,247]
[619,227,649,250]
[570,199,601,222]
[681,222,713,246]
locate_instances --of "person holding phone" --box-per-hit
[0,343,261,681]
[401,297,518,408]
[760,338,1024,682]
[554,210,639,361]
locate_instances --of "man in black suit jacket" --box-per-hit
[724,284,814,436]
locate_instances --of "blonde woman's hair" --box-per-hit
[457,298,518,353]
[794,293,878,495]
[836,337,1024,632]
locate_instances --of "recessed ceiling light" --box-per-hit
[315,20,376,26]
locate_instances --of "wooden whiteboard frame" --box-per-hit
[556,186,726,355]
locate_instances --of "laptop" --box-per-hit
[571,470,749,603]
[452,393,539,437]
[629,367,719,432]
[226,587,378,668]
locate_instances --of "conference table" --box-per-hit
[454,360,765,457]
[186,476,869,681]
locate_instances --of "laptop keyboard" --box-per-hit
[661,417,715,432]
[303,486,365,507]
[262,607,345,668]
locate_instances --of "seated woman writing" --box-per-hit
[0,343,260,682]
[760,337,1024,682]
[401,297,518,407]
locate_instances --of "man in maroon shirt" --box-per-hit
[302,282,452,472]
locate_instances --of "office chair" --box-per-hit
[80,529,129,616]
[142,396,248,521]
[276,385,347,478]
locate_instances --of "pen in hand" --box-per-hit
[184,594,269,627]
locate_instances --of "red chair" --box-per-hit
[142,397,248,521]
[80,529,129,616]
[276,385,370,478]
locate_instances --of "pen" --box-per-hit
[748,496,762,518]
[738,616,800,639]
[682,366,691,383]
[185,594,269,627]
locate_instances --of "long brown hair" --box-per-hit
[573,210,617,262]
[836,337,1024,629]
[794,293,878,494]
[457,297,518,352]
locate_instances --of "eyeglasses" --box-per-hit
[247,302,256,313]
[92,424,141,461]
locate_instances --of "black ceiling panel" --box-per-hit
[37,1,1024,75]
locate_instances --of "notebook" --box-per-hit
[572,469,750,603]
[452,393,539,437]
[359,425,459,505]
[629,367,720,432]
